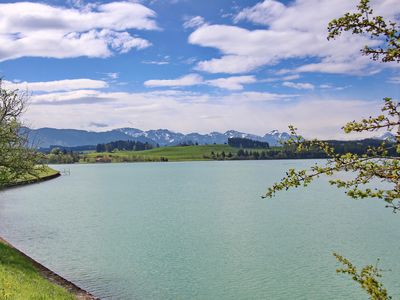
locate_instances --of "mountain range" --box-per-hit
[25,127,396,149]
[26,127,292,148]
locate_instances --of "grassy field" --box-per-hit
[84,144,240,162]
[0,241,74,300]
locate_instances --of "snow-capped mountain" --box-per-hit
[117,127,143,136]
[224,130,265,141]
[28,127,292,148]
[375,132,396,142]
[142,129,185,146]
[263,130,292,146]
[116,128,290,146]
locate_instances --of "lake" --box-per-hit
[0,160,399,299]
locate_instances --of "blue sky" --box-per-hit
[0,0,399,138]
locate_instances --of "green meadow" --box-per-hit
[84,144,240,162]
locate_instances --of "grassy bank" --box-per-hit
[0,240,75,300]
[83,144,239,163]
[21,166,60,181]
[1,168,96,299]
[6,166,60,188]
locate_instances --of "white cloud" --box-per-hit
[281,74,300,81]
[106,73,119,80]
[183,16,206,29]
[181,57,198,65]
[142,55,171,65]
[3,79,108,92]
[144,74,257,90]
[67,0,86,8]
[142,60,170,65]
[292,56,382,75]
[144,74,203,87]
[194,53,269,74]
[234,0,285,25]
[22,87,381,140]
[189,0,399,74]
[282,81,314,90]
[25,90,295,135]
[102,30,151,53]
[224,91,293,102]
[0,1,158,61]
[388,76,400,84]
[207,75,256,90]
[260,74,301,83]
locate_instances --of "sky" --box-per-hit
[0,0,399,139]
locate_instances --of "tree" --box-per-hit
[265,1,399,299]
[228,137,269,149]
[327,0,400,63]
[0,80,39,188]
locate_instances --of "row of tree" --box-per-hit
[205,139,398,161]
[228,137,270,149]
[96,140,153,152]
[84,155,168,163]
[38,148,80,164]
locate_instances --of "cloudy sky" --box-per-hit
[0,0,399,138]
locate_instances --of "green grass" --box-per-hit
[14,166,60,185]
[0,242,75,300]
[84,144,240,162]
[2,166,60,189]
[37,166,60,178]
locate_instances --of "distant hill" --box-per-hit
[25,127,132,148]
[26,127,293,148]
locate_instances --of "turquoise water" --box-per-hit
[0,160,399,299]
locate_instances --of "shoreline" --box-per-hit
[0,237,98,300]
[2,170,98,299]
[4,170,61,189]
[66,156,330,165]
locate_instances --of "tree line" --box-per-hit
[228,137,269,149]
[38,147,80,164]
[96,140,153,152]
[206,138,398,161]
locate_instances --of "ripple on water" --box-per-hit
[0,161,399,299]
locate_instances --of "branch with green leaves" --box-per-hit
[328,0,400,63]
[264,98,400,212]
[333,253,391,300]
[265,1,399,299]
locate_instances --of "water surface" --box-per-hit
[0,161,399,299]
